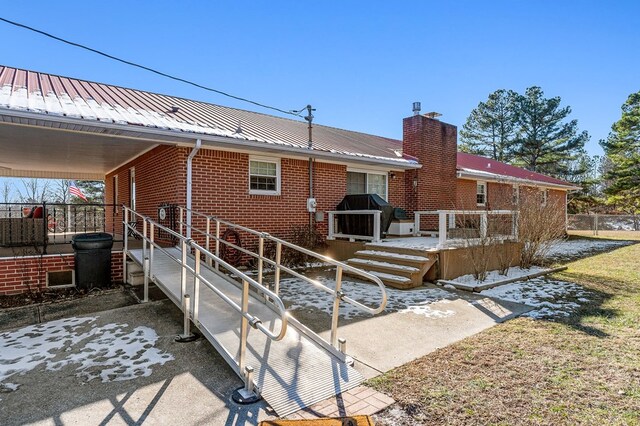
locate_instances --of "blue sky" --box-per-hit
[0,1,638,157]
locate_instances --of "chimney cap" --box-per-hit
[412,102,421,116]
[424,111,442,119]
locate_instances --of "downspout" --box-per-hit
[305,105,315,227]
[186,138,202,239]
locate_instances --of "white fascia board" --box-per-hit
[456,169,581,191]
[0,109,422,171]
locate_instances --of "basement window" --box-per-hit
[249,157,281,195]
[47,270,75,288]
[476,181,487,206]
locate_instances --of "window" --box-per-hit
[476,181,487,206]
[346,171,387,200]
[540,188,548,207]
[249,157,280,195]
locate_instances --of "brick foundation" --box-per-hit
[0,251,124,296]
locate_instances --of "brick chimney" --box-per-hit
[403,112,458,213]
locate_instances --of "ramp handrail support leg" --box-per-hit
[215,219,221,271]
[149,222,155,279]
[239,279,250,373]
[122,206,128,284]
[205,217,212,267]
[142,218,149,303]
[193,247,201,326]
[330,266,343,348]
[244,365,255,394]
[257,235,264,286]
[274,241,282,296]
[180,239,188,301]
[179,207,184,237]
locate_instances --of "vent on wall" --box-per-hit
[47,270,75,288]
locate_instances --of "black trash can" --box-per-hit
[72,233,114,290]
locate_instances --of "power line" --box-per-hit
[0,16,305,117]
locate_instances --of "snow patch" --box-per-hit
[0,317,173,386]
[450,266,548,285]
[479,277,591,319]
[279,275,456,320]
[545,239,632,262]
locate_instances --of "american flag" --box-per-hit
[69,180,88,201]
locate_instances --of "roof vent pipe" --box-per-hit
[412,102,421,116]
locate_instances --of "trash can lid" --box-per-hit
[72,232,113,242]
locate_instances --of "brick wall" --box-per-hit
[0,251,124,295]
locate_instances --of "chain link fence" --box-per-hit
[568,214,640,232]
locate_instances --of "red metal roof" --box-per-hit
[0,65,416,166]
[457,152,576,188]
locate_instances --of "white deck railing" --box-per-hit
[326,210,382,243]
[414,209,519,248]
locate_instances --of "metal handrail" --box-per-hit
[177,206,388,315]
[176,206,387,352]
[122,205,289,353]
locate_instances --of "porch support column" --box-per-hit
[186,139,202,239]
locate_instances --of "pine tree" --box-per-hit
[459,89,517,161]
[512,86,589,177]
[600,91,640,214]
[77,180,105,204]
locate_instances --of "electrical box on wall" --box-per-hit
[306,198,317,213]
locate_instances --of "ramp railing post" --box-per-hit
[274,241,282,296]
[180,238,188,301]
[179,207,184,237]
[142,218,149,303]
[123,206,128,283]
[205,216,212,267]
[149,222,155,278]
[330,266,343,348]
[239,279,250,373]
[193,247,201,326]
[215,219,220,271]
[257,234,264,286]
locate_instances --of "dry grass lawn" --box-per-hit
[369,235,640,425]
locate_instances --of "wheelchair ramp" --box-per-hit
[128,247,364,416]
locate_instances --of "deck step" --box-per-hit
[354,250,429,268]
[367,271,414,289]
[347,258,419,277]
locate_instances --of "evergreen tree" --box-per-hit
[459,89,517,161]
[77,180,105,204]
[600,91,640,214]
[512,86,589,177]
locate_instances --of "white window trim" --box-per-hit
[476,181,487,206]
[540,188,548,207]
[346,168,389,201]
[249,156,281,195]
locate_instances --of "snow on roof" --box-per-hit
[0,65,416,166]
[457,152,578,189]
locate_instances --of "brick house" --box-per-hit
[0,65,578,293]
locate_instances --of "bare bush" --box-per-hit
[517,189,566,268]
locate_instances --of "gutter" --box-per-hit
[456,169,581,191]
[0,109,422,171]
[186,138,202,239]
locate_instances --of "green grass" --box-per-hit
[369,236,640,425]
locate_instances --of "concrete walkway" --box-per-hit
[0,288,531,425]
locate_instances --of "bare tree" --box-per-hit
[517,189,566,268]
[18,178,51,203]
[1,179,12,203]
[52,179,71,203]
